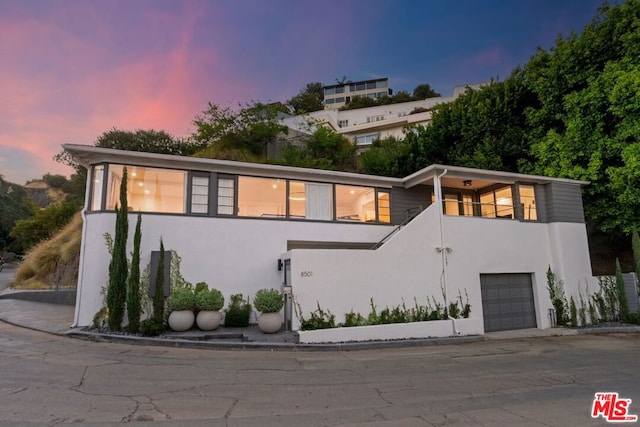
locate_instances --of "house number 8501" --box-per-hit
[300,271,313,277]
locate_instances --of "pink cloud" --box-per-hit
[466,47,507,68]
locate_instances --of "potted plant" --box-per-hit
[167,287,196,331]
[253,288,284,333]
[196,287,224,331]
[224,294,252,327]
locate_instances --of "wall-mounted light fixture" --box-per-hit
[463,180,472,187]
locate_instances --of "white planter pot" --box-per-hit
[196,310,223,331]
[168,310,195,332]
[258,312,282,334]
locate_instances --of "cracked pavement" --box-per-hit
[0,322,638,426]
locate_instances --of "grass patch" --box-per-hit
[13,212,82,290]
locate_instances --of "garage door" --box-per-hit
[480,273,537,332]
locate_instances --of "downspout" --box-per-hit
[72,175,92,328]
[434,169,459,335]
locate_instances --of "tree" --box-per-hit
[127,213,142,333]
[633,228,640,282]
[10,201,79,250]
[192,102,289,158]
[107,167,129,331]
[615,258,629,321]
[413,83,441,99]
[287,82,324,114]
[0,176,35,253]
[153,238,166,324]
[276,126,358,172]
[95,129,202,156]
[360,136,411,177]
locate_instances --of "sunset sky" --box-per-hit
[1,0,602,185]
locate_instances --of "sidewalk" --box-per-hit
[1,294,639,350]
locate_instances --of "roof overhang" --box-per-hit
[62,144,403,188]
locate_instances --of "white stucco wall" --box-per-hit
[73,212,393,327]
[288,205,595,333]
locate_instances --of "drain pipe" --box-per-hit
[434,169,458,335]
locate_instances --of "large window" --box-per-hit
[336,185,377,222]
[289,181,333,220]
[106,165,187,213]
[378,191,390,223]
[480,186,514,219]
[519,185,537,220]
[90,165,104,211]
[238,176,286,218]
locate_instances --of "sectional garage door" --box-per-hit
[480,273,537,332]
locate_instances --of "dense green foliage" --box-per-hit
[253,289,284,313]
[195,288,224,311]
[0,176,35,253]
[107,167,129,331]
[276,126,358,172]
[633,228,640,280]
[287,82,324,114]
[359,0,640,237]
[168,286,196,312]
[224,294,251,327]
[126,214,142,333]
[615,258,629,320]
[546,266,568,325]
[10,201,80,250]
[192,102,289,159]
[153,239,166,324]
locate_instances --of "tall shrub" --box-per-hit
[126,213,142,333]
[153,238,166,324]
[633,228,640,285]
[107,167,129,330]
[546,266,567,325]
[615,258,629,321]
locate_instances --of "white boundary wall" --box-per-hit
[73,213,393,327]
[298,318,482,344]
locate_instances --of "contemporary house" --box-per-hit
[65,144,594,339]
[323,77,393,110]
[282,83,484,147]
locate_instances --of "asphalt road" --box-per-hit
[0,323,638,426]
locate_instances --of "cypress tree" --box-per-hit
[153,238,166,324]
[126,213,142,333]
[615,258,629,321]
[632,228,640,283]
[107,167,129,331]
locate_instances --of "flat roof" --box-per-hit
[63,144,589,189]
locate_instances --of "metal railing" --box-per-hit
[371,206,423,250]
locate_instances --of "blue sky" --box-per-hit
[0,0,603,184]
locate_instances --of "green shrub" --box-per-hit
[626,311,640,325]
[253,288,284,313]
[168,287,195,312]
[342,311,366,327]
[300,303,336,330]
[546,266,567,325]
[569,296,577,326]
[194,281,209,295]
[224,294,251,327]
[140,318,164,336]
[196,288,224,311]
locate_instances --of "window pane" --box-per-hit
[106,165,186,213]
[238,176,286,218]
[217,178,234,215]
[480,192,495,218]
[495,187,514,218]
[325,87,335,95]
[191,176,209,214]
[378,192,390,223]
[356,83,365,91]
[289,181,333,220]
[463,195,474,216]
[336,185,375,222]
[444,194,459,216]
[519,185,537,220]
[335,86,345,94]
[90,165,104,211]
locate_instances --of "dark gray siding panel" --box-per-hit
[544,182,585,223]
[390,185,432,225]
[534,184,549,223]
